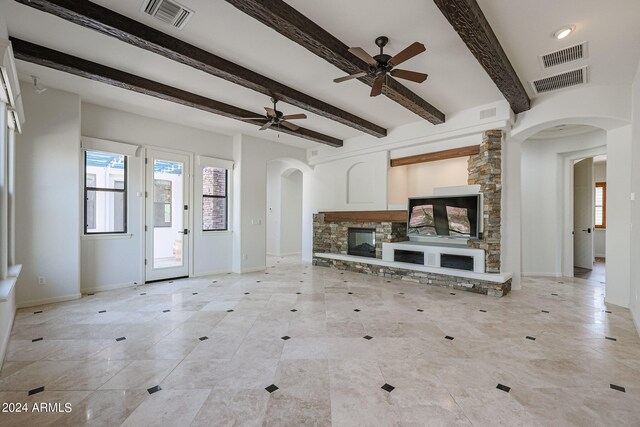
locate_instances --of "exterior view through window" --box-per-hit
[202,166,228,231]
[84,150,127,234]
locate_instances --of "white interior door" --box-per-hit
[573,158,594,269]
[145,149,190,282]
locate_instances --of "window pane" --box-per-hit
[85,151,125,189]
[86,190,126,233]
[203,167,226,196]
[203,197,227,230]
[595,187,603,206]
[595,207,603,226]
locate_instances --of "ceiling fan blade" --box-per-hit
[389,42,426,66]
[282,113,307,120]
[244,117,268,120]
[280,120,299,131]
[390,69,428,83]
[333,72,367,83]
[264,107,277,117]
[348,47,377,65]
[259,121,273,130]
[370,76,384,97]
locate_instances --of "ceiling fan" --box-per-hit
[334,36,428,97]
[245,98,307,131]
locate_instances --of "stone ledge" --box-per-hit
[313,254,511,297]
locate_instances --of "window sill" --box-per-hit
[0,264,22,302]
[82,233,133,240]
[201,230,232,236]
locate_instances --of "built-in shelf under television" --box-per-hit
[407,194,482,241]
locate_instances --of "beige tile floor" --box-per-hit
[1,256,639,426]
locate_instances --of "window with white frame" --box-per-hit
[84,150,127,234]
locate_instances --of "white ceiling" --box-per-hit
[5,0,640,149]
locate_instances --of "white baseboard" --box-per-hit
[82,281,138,294]
[521,272,563,278]
[632,308,640,338]
[267,252,301,257]
[191,269,231,278]
[241,266,266,274]
[17,293,82,309]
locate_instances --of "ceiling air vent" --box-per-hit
[539,42,587,68]
[530,66,588,95]
[142,0,194,30]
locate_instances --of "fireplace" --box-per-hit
[347,228,376,258]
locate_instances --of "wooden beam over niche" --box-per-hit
[321,211,407,222]
[224,0,445,125]
[11,38,343,147]
[390,145,479,167]
[433,0,531,114]
[14,0,387,138]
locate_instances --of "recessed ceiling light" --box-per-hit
[554,25,575,40]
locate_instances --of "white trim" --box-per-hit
[17,293,82,309]
[190,269,231,278]
[81,233,133,240]
[197,155,234,169]
[81,281,137,293]
[0,264,21,302]
[240,266,266,274]
[82,136,140,156]
[0,300,16,368]
[521,272,563,278]
[315,253,512,283]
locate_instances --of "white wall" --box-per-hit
[81,103,235,290]
[280,170,302,255]
[388,157,469,206]
[593,161,606,257]
[630,61,640,331]
[233,135,306,272]
[605,126,632,307]
[15,87,81,307]
[311,151,388,212]
[521,130,606,276]
[266,162,303,256]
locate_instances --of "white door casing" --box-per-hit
[573,158,594,270]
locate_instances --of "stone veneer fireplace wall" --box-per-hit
[313,215,406,259]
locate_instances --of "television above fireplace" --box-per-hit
[407,194,482,241]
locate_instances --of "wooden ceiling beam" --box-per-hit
[433,0,531,113]
[11,38,343,147]
[224,0,445,125]
[14,0,386,138]
[390,145,479,167]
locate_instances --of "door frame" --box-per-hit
[561,145,606,277]
[142,146,194,282]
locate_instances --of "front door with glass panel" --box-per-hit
[145,149,190,282]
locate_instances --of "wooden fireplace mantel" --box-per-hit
[319,210,407,222]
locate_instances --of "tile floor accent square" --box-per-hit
[541,310,550,313]
[290,309,298,312]
[444,336,454,340]
[496,384,511,393]
[526,336,536,341]
[354,309,361,312]
[98,310,106,313]
[192,292,198,295]
[115,337,126,342]
[147,385,162,394]
[551,293,559,296]
[163,310,171,313]
[227,310,234,313]
[363,335,373,340]
[417,309,424,312]
[480,309,487,312]
[199,336,208,341]
[140,293,146,295]
[450,293,456,295]
[33,311,42,314]
[348,292,353,295]
[606,336,617,341]
[245,292,250,295]
[265,384,279,393]
[610,384,626,392]
[32,337,43,342]
[281,336,291,341]
[28,386,45,396]
[381,384,395,393]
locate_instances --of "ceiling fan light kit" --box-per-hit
[246,97,308,132]
[335,36,429,97]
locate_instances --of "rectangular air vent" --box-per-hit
[539,42,587,68]
[530,66,588,95]
[142,0,193,29]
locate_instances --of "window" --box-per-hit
[202,166,228,231]
[595,182,606,229]
[84,150,127,234]
[153,179,172,227]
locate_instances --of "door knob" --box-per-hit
[178,229,189,235]
[581,228,591,233]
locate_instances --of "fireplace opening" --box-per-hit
[347,228,376,258]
